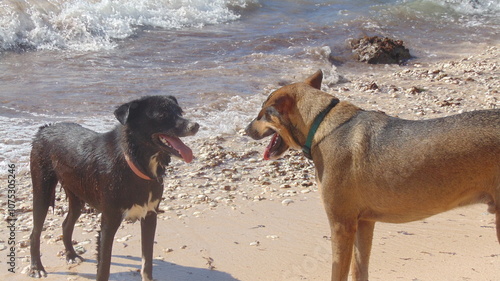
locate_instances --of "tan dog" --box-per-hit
[245,70,500,281]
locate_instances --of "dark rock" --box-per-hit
[368,82,379,90]
[351,36,412,64]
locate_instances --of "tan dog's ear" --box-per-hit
[304,70,323,90]
[273,95,295,115]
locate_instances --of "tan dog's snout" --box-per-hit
[244,121,257,138]
[245,119,272,140]
[245,115,263,138]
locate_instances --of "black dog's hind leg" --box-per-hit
[29,159,58,278]
[96,211,122,281]
[141,211,158,281]
[62,190,84,264]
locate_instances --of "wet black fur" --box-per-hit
[28,95,199,281]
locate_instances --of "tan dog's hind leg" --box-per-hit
[351,220,375,281]
[329,220,357,281]
[494,197,500,243]
[496,208,500,244]
[493,193,500,244]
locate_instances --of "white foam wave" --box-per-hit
[0,0,257,51]
[428,0,500,14]
[187,94,263,138]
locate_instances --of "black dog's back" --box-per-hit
[31,123,116,208]
[33,123,100,166]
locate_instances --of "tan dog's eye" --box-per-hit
[264,107,279,120]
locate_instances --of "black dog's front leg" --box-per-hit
[141,212,157,281]
[97,212,122,281]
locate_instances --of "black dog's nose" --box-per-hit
[189,122,200,135]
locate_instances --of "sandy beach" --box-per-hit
[1,43,499,281]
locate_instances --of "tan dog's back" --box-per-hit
[318,109,500,223]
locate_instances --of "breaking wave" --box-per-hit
[0,0,257,51]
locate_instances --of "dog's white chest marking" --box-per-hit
[122,192,159,222]
[149,152,160,179]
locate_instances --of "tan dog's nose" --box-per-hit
[245,120,261,140]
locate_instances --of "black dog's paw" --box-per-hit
[66,253,84,265]
[28,266,48,278]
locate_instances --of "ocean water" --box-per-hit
[1,0,499,171]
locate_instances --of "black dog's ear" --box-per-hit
[114,101,138,125]
[168,95,178,105]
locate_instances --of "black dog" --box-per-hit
[29,95,199,281]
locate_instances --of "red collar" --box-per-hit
[124,153,153,181]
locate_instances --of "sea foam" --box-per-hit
[0,0,257,51]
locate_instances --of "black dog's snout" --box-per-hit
[173,118,199,137]
[188,122,200,135]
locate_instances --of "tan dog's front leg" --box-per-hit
[330,221,357,281]
[351,220,375,281]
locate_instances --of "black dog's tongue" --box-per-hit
[264,132,279,160]
[162,135,193,163]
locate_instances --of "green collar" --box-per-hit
[302,99,339,160]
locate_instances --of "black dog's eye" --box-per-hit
[157,112,172,120]
[148,111,168,120]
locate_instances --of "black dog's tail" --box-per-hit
[31,124,58,210]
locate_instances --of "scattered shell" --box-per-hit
[21,265,32,275]
[281,199,294,206]
[301,181,313,187]
[75,245,86,255]
[116,235,132,242]
[19,240,30,248]
[78,239,92,245]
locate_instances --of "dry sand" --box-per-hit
[1,43,499,280]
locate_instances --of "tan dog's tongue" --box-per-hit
[263,133,279,160]
[163,136,193,163]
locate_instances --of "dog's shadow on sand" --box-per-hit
[50,255,240,281]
